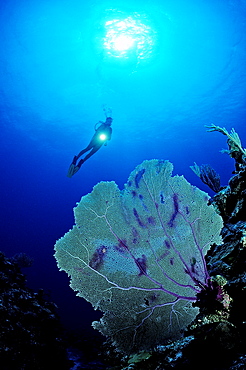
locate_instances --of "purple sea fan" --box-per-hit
[190,162,221,192]
[54,160,223,354]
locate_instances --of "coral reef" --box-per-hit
[204,126,246,363]
[206,124,246,159]
[54,159,223,354]
[0,252,69,370]
[101,126,246,369]
[52,125,245,369]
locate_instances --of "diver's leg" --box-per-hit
[67,142,96,177]
[71,155,78,165]
[77,142,94,159]
[76,145,102,168]
[67,144,92,177]
[83,145,102,162]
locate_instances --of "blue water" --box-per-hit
[1,0,246,337]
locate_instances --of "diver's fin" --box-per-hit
[67,158,84,177]
[67,163,77,178]
[72,165,80,175]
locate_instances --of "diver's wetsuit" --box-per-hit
[67,117,112,177]
[76,121,112,167]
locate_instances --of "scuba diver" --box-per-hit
[67,116,113,177]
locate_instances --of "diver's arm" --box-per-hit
[108,127,112,140]
[104,129,112,146]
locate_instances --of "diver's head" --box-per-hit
[105,117,113,125]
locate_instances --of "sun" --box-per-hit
[113,34,135,51]
[104,16,155,60]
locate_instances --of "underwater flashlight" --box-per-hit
[99,133,107,141]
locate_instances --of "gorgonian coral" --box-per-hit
[54,160,223,353]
